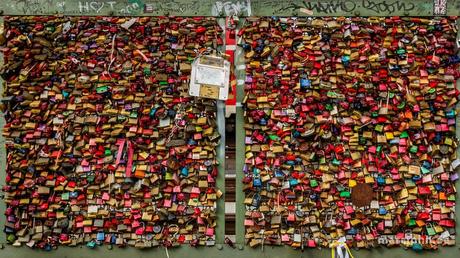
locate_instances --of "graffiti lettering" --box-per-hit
[211,0,252,16]
[277,0,356,14]
[278,0,415,15]
[77,0,142,14]
[149,0,200,14]
[3,0,455,16]
[361,0,415,14]
[11,0,51,14]
[119,1,141,14]
[433,0,447,15]
[79,1,104,13]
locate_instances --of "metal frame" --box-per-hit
[1,0,460,257]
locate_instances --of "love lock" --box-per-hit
[1,16,223,249]
[241,16,459,250]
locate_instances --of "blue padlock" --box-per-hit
[446,109,456,118]
[376,176,385,185]
[434,184,442,191]
[4,226,14,233]
[341,55,350,65]
[300,78,311,90]
[347,227,357,235]
[180,167,189,177]
[62,90,70,98]
[289,178,298,187]
[149,108,157,117]
[292,130,300,138]
[96,232,105,241]
[389,137,400,145]
[275,169,284,178]
[252,193,261,207]
[253,177,262,187]
[378,206,387,215]
[286,160,295,166]
[310,193,318,200]
[434,133,442,143]
[69,191,78,199]
[412,243,423,252]
[422,161,431,169]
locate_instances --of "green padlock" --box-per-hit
[96,85,109,93]
[61,192,70,201]
[7,234,16,243]
[86,240,97,248]
[421,167,430,174]
[144,67,151,76]
[310,179,318,187]
[332,158,341,166]
[104,148,112,156]
[165,172,173,180]
[87,174,95,183]
[319,157,326,164]
[340,191,350,198]
[130,112,138,118]
[397,101,406,109]
[426,225,436,236]
[269,134,280,141]
[396,48,406,55]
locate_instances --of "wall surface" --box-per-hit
[0,0,459,16]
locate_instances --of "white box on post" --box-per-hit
[189,55,230,100]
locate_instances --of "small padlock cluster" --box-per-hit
[241,17,459,249]
[1,16,222,249]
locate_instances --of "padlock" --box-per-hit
[241,16,459,250]
[2,16,223,249]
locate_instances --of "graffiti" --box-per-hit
[361,0,415,14]
[11,0,52,14]
[148,0,200,14]
[56,1,66,12]
[433,0,447,15]
[119,0,143,14]
[77,0,143,14]
[78,1,108,13]
[211,0,252,16]
[278,0,415,14]
[1,0,455,16]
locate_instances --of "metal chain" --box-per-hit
[165,102,187,144]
